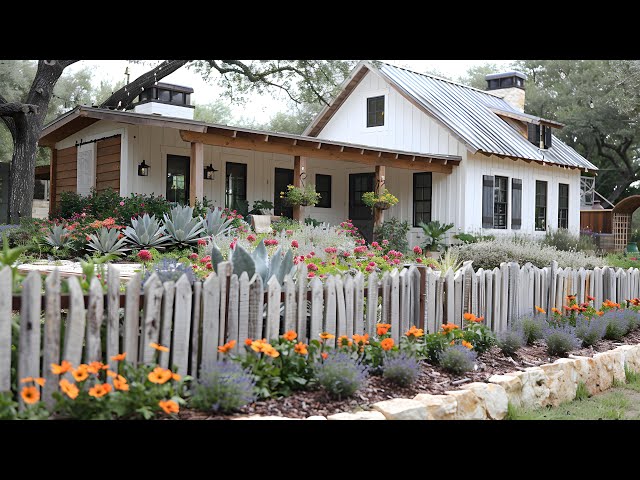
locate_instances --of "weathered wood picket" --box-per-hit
[2,260,640,406]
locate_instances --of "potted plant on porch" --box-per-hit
[281,184,321,207]
[418,220,454,257]
[362,188,399,211]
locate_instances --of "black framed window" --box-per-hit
[315,174,332,208]
[535,180,547,231]
[413,172,432,226]
[558,183,569,229]
[527,124,552,149]
[367,95,385,127]
[493,176,508,229]
[511,178,522,230]
[166,154,190,206]
[225,162,247,212]
[158,89,171,102]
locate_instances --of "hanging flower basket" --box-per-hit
[280,184,321,208]
[374,201,393,210]
[362,189,399,210]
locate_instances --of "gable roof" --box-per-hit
[304,61,597,172]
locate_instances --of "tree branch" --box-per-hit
[0,93,17,141]
[0,103,39,116]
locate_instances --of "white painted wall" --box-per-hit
[133,102,195,119]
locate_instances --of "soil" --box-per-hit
[177,329,640,420]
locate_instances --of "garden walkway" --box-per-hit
[17,261,141,280]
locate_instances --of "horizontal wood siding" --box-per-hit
[54,145,77,206]
[96,136,121,193]
[581,210,612,234]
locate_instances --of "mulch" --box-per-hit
[178,329,640,420]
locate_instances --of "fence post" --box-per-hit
[85,276,104,363]
[310,276,324,341]
[172,274,193,376]
[0,267,11,393]
[124,272,141,367]
[266,276,282,341]
[201,272,220,372]
[63,276,86,376]
[18,271,42,409]
[140,273,164,364]
[323,276,337,346]
[42,268,61,407]
[159,281,176,369]
[366,271,378,336]
[354,272,365,335]
[106,264,121,375]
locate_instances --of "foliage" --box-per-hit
[304,217,322,227]
[44,224,69,249]
[190,361,256,413]
[418,220,454,251]
[461,314,496,354]
[248,200,274,216]
[6,218,48,247]
[123,214,170,250]
[452,232,495,244]
[513,316,546,345]
[451,237,603,270]
[382,352,420,387]
[543,325,581,357]
[429,250,463,275]
[438,345,477,375]
[575,315,607,347]
[203,207,235,238]
[281,184,321,207]
[315,350,368,400]
[86,227,129,256]
[604,253,640,269]
[193,99,234,124]
[542,229,596,253]
[163,205,205,247]
[374,218,409,253]
[361,188,399,209]
[497,328,525,356]
[271,217,302,233]
[602,310,630,340]
[0,391,49,420]
[143,258,196,286]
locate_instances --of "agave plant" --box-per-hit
[86,227,129,256]
[44,224,70,248]
[203,207,234,238]
[210,239,294,287]
[163,205,205,247]
[123,214,170,249]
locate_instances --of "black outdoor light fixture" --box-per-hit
[138,160,150,176]
[204,163,218,180]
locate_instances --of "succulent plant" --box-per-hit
[204,207,234,238]
[86,227,129,256]
[210,239,295,286]
[123,213,170,249]
[163,205,205,247]
[44,224,70,248]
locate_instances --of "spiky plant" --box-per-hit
[86,227,129,256]
[204,207,234,238]
[123,214,170,250]
[44,224,69,248]
[163,205,205,247]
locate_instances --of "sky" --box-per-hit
[67,60,513,123]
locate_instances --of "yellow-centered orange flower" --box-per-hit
[59,378,79,400]
[441,323,459,333]
[107,370,118,378]
[596,310,604,316]
[244,338,253,346]
[262,345,280,358]
[113,375,129,391]
[51,360,72,375]
[20,377,34,383]
[21,386,39,404]
[294,342,308,355]
[405,326,424,338]
[462,340,473,350]
[111,352,127,362]
[172,372,181,381]
[218,340,236,353]
[551,307,561,314]
[463,313,476,322]
[88,383,112,398]
[150,342,169,352]
[250,339,267,352]
[159,399,179,414]
[34,378,45,387]
[148,367,173,384]
[72,365,89,382]
[352,333,370,345]
[376,323,391,336]
[380,338,394,351]
[535,306,546,314]
[283,330,297,341]
[87,361,108,374]
[337,335,353,347]
[319,332,335,340]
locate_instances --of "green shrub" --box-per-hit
[513,316,546,345]
[374,217,409,253]
[382,353,420,387]
[603,311,629,340]
[304,217,322,227]
[271,217,302,233]
[575,316,606,347]
[453,232,495,244]
[497,328,525,356]
[190,361,256,413]
[603,253,640,269]
[544,326,581,357]
[316,351,367,400]
[542,228,586,252]
[438,345,477,375]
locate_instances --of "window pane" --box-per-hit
[226,162,247,211]
[171,91,184,103]
[158,89,171,102]
[413,173,432,226]
[166,155,190,205]
[367,95,385,127]
[316,174,331,208]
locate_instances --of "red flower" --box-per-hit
[189,253,198,260]
[291,240,299,248]
[200,255,211,264]
[307,263,318,271]
[206,262,213,270]
[308,272,316,278]
[137,250,152,262]
[197,238,207,246]
[247,234,256,242]
[286,229,293,235]
[413,246,422,255]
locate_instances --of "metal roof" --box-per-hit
[376,62,598,171]
[485,71,528,80]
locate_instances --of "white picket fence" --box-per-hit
[1,260,639,407]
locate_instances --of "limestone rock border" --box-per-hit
[235,343,640,420]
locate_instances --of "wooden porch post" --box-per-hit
[374,165,386,230]
[49,147,57,216]
[293,155,306,222]
[190,142,204,206]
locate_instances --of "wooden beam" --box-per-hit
[190,142,204,206]
[293,156,307,223]
[374,165,386,232]
[49,148,57,215]
[180,131,454,174]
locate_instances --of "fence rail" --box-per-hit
[2,260,640,407]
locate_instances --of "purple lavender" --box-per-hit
[575,315,606,347]
[382,353,420,387]
[602,310,629,340]
[543,325,581,356]
[316,351,368,399]
[438,345,477,375]
[191,360,256,413]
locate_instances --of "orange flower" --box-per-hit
[535,306,546,314]
[20,377,34,383]
[283,330,297,341]
[34,378,46,387]
[87,361,108,374]
[218,340,237,354]
[319,332,335,340]
[463,313,476,322]
[51,360,72,375]
[244,338,253,346]
[337,335,353,347]
[106,370,118,378]
[551,307,561,314]
[294,342,308,355]
[148,367,173,384]
[596,310,604,316]
[321,352,328,360]
[21,386,39,404]
[563,306,571,311]
[262,345,280,358]
[172,372,182,381]
[113,375,129,391]
[441,323,459,333]
[587,295,596,302]
[250,339,267,352]
[59,379,79,400]
[566,295,576,301]
[380,338,394,351]
[376,323,391,336]
[72,365,89,382]
[462,340,473,350]
[159,399,180,414]
[352,333,370,345]
[603,300,620,309]
[150,342,169,352]
[111,352,127,362]
[450,340,455,345]
[88,383,111,398]
[405,326,424,338]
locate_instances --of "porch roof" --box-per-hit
[40,106,461,174]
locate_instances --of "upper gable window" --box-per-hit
[527,123,552,149]
[367,95,385,127]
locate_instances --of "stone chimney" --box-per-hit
[485,71,527,112]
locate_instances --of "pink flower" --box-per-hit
[325,247,337,254]
[416,258,423,263]
[140,203,145,208]
[307,272,316,278]
[371,242,379,248]
[342,251,350,258]
[189,253,199,260]
[365,266,373,272]
[247,234,256,243]
[192,264,198,270]
[309,251,315,257]
[229,242,236,250]
[137,250,152,262]
[119,201,125,207]
[393,258,401,265]
[286,230,293,235]
[206,262,213,270]
[382,239,389,246]
[413,246,423,255]
[200,255,211,264]
[368,262,376,267]
[291,240,299,248]
[307,263,319,271]
[383,255,389,261]
[198,238,207,246]
[354,246,367,254]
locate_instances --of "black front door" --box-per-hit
[349,173,375,243]
[274,168,293,218]
[166,154,190,206]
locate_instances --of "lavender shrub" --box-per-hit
[602,310,629,340]
[316,351,368,400]
[382,353,420,387]
[544,325,581,357]
[575,315,607,347]
[438,345,477,375]
[191,361,256,413]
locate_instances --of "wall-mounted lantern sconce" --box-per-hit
[204,164,218,180]
[138,160,150,177]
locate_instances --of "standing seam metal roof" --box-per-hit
[377,63,598,171]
